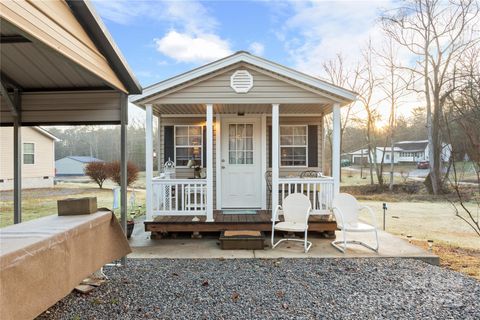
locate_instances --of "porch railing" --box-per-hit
[152,177,207,216]
[277,177,334,214]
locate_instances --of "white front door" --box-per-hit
[221,117,261,208]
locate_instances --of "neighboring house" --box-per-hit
[346,147,403,165]
[0,127,59,190]
[55,156,104,176]
[131,51,357,227]
[346,140,451,164]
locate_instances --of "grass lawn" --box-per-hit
[0,182,146,228]
[359,200,480,279]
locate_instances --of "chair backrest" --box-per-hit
[282,193,311,224]
[265,171,272,191]
[332,193,359,227]
[300,170,319,178]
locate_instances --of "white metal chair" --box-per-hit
[331,193,379,253]
[271,193,312,253]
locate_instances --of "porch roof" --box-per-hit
[131,51,357,116]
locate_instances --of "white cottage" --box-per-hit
[131,52,356,233]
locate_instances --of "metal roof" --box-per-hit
[64,156,104,163]
[0,0,141,125]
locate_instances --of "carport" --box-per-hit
[0,0,141,228]
[0,1,141,319]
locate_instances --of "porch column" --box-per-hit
[271,103,280,219]
[13,89,21,224]
[206,104,214,222]
[157,116,162,175]
[332,103,341,195]
[120,94,128,266]
[145,104,153,221]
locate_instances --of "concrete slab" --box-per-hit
[128,223,439,265]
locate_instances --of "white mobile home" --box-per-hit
[347,140,452,165]
[131,51,356,230]
[0,127,59,190]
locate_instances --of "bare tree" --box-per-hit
[356,40,384,185]
[444,46,480,236]
[376,39,412,190]
[382,0,480,194]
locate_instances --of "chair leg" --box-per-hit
[303,229,312,253]
[271,226,275,248]
[331,229,379,253]
[373,228,379,252]
[272,230,312,253]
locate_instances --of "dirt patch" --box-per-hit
[411,239,480,280]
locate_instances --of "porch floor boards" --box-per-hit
[145,210,336,233]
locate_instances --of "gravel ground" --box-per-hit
[38,258,480,320]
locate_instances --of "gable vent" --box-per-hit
[230,70,253,93]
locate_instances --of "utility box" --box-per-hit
[57,197,97,216]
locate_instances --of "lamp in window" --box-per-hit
[187,158,201,179]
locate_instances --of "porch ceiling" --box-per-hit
[153,103,332,116]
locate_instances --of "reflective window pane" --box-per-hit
[280,126,292,135]
[245,151,253,164]
[189,136,201,146]
[23,143,34,153]
[294,126,306,135]
[176,137,188,145]
[245,138,253,150]
[189,126,201,135]
[229,151,236,164]
[294,136,307,145]
[176,126,188,136]
[246,124,253,137]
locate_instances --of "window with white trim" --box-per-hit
[280,125,307,167]
[23,143,35,164]
[175,125,203,167]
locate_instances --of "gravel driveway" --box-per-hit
[38,258,479,320]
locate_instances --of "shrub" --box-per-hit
[84,161,108,189]
[106,161,139,186]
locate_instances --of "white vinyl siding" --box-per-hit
[280,125,307,167]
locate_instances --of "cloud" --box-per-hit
[273,0,395,75]
[154,30,232,64]
[94,0,232,65]
[93,0,216,32]
[249,42,265,56]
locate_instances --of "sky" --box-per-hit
[91,0,417,122]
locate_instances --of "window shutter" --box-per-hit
[164,126,174,164]
[202,126,206,167]
[308,125,318,167]
[268,125,272,168]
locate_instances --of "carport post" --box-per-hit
[120,94,128,265]
[13,89,21,224]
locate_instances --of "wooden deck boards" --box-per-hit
[145,210,337,233]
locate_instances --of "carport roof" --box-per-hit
[0,0,141,94]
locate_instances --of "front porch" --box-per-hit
[145,209,336,234]
[132,52,353,225]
